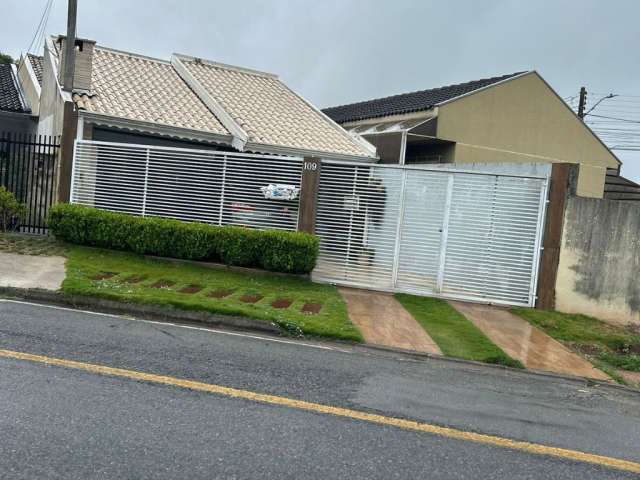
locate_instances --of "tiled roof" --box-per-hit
[323,72,528,123]
[605,169,640,201]
[0,64,30,113]
[27,54,43,85]
[76,48,229,135]
[179,58,372,157]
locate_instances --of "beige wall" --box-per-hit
[436,72,619,198]
[38,43,66,138]
[555,196,640,327]
[17,61,40,116]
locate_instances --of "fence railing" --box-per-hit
[0,132,59,234]
[71,140,304,231]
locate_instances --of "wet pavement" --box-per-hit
[0,252,65,291]
[449,301,611,381]
[339,287,442,354]
[618,370,640,388]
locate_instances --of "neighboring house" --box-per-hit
[604,168,640,202]
[0,62,37,134]
[323,72,621,198]
[17,54,43,117]
[24,35,375,162]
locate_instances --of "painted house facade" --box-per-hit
[324,72,621,198]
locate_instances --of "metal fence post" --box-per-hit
[436,174,454,293]
[69,139,78,204]
[391,169,408,288]
[218,155,227,226]
[141,147,150,217]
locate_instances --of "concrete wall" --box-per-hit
[436,72,619,198]
[38,42,66,138]
[555,196,640,326]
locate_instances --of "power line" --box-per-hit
[565,88,640,152]
[25,0,54,56]
[584,93,617,117]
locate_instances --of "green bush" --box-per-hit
[259,230,319,274]
[48,204,319,274]
[0,186,27,232]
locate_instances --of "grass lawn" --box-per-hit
[62,246,362,342]
[512,308,640,378]
[395,293,523,368]
[0,233,68,256]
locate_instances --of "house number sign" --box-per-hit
[303,160,319,171]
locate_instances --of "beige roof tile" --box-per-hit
[81,48,229,135]
[180,58,373,158]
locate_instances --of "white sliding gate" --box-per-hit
[71,140,303,230]
[313,161,549,307]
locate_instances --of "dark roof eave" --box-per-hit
[340,105,437,124]
[324,71,528,124]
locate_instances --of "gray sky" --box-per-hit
[4,0,640,180]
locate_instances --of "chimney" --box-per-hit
[57,36,96,91]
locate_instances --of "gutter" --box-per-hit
[244,141,379,163]
[80,111,236,147]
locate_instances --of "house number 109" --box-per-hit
[303,161,318,171]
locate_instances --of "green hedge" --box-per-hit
[48,204,319,274]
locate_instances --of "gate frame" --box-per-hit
[313,159,551,308]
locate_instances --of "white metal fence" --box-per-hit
[71,140,548,306]
[71,140,303,230]
[313,161,548,307]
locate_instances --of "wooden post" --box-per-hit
[297,157,321,234]
[536,163,573,310]
[56,101,78,203]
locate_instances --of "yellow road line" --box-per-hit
[1,348,638,474]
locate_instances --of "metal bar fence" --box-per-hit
[71,140,304,231]
[0,132,59,234]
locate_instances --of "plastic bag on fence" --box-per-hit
[260,184,300,201]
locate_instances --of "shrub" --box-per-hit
[48,204,319,274]
[0,186,27,232]
[259,230,319,273]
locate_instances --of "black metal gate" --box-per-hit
[0,132,59,234]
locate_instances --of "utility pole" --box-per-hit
[57,0,79,203]
[577,86,587,120]
[62,0,78,91]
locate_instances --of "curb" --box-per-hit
[1,287,638,395]
[352,342,640,393]
[0,287,283,335]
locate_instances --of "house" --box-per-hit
[23,36,375,163]
[323,72,621,198]
[0,62,37,134]
[604,168,640,202]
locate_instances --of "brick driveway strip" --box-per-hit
[339,288,442,355]
[448,301,610,381]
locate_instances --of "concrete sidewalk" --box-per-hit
[339,288,441,355]
[449,301,610,381]
[0,252,65,291]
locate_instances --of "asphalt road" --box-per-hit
[0,299,639,479]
